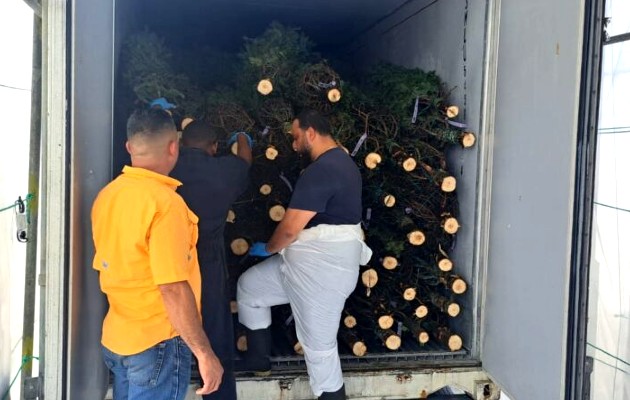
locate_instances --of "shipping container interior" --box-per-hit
[111,0,489,372]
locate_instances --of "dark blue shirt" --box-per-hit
[171,147,249,239]
[289,147,362,228]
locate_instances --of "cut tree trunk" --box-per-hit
[429,293,460,317]
[440,176,457,192]
[339,328,367,357]
[257,79,273,95]
[361,268,378,289]
[259,184,272,195]
[364,152,382,169]
[434,326,463,351]
[269,205,286,222]
[381,256,398,270]
[414,304,429,319]
[407,230,426,246]
[440,274,468,295]
[230,238,249,256]
[401,286,417,301]
[402,316,430,345]
[235,326,248,352]
[460,132,476,148]
[343,310,357,329]
[377,314,395,330]
[441,216,460,234]
[437,257,453,272]
[265,146,279,160]
[181,117,194,130]
[391,147,417,172]
[383,194,396,208]
[375,329,401,350]
[327,88,342,103]
[446,105,459,118]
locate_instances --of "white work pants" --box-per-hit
[237,224,371,396]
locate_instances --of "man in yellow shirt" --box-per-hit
[92,108,223,399]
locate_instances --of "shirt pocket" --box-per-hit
[187,209,199,263]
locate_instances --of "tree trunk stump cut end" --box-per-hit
[438,258,453,272]
[327,88,342,103]
[451,278,467,295]
[408,230,426,246]
[269,205,286,222]
[257,79,273,95]
[259,184,272,195]
[181,117,194,130]
[443,217,460,234]
[361,268,378,288]
[447,303,461,317]
[378,315,394,330]
[230,238,249,256]
[446,105,459,118]
[403,287,417,301]
[353,341,367,357]
[344,315,357,329]
[383,194,396,208]
[364,152,382,169]
[441,176,457,192]
[448,335,463,351]
[265,146,279,160]
[415,305,429,319]
[461,132,476,148]
[402,157,417,172]
[418,331,430,344]
[236,335,248,352]
[382,256,398,270]
[226,209,236,223]
[385,334,401,350]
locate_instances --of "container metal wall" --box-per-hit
[482,0,586,399]
[67,0,115,398]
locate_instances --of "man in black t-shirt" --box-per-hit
[171,120,252,400]
[237,110,372,400]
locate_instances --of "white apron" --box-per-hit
[237,223,372,396]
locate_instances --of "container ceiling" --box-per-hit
[135,0,414,49]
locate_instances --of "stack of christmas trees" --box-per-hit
[122,22,476,356]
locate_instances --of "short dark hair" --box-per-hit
[295,109,331,136]
[181,120,220,148]
[126,108,176,140]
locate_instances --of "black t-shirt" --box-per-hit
[289,147,362,228]
[171,147,249,239]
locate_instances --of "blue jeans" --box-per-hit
[102,337,192,400]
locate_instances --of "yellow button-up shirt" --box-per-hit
[92,166,201,355]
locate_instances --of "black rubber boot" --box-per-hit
[318,384,346,400]
[240,327,272,376]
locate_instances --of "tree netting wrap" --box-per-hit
[121,21,476,357]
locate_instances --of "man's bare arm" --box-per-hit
[159,281,223,394]
[236,133,253,164]
[266,208,316,253]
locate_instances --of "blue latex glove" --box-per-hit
[249,242,272,257]
[149,97,176,110]
[228,131,254,148]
